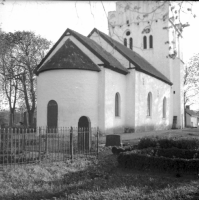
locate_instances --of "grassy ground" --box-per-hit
[1,130,199,200]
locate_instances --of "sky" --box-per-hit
[0,1,199,109]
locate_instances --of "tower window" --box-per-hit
[129,38,133,50]
[143,36,147,49]
[124,38,127,47]
[149,35,153,48]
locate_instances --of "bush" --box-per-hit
[137,137,199,150]
[137,137,157,149]
[112,146,118,155]
[130,147,199,159]
[117,151,199,173]
[111,146,135,155]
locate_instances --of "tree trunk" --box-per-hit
[28,109,35,127]
[9,108,15,127]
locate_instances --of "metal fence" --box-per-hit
[0,127,99,167]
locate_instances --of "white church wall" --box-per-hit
[37,70,99,128]
[98,66,106,135]
[104,68,126,134]
[108,1,184,130]
[108,1,171,80]
[170,58,184,128]
[125,69,136,131]
[135,71,171,132]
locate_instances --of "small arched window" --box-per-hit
[129,37,133,50]
[149,35,153,48]
[147,92,152,117]
[115,92,120,117]
[163,97,166,118]
[124,38,127,47]
[143,36,147,49]
[47,100,58,128]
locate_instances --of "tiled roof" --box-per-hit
[186,109,199,117]
[35,29,129,75]
[88,28,173,85]
[37,39,101,73]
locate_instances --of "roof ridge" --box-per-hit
[36,28,129,75]
[89,28,172,85]
[37,38,101,73]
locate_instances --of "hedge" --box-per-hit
[131,147,199,159]
[137,137,199,150]
[117,151,199,173]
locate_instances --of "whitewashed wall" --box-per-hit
[104,68,127,134]
[135,71,171,132]
[37,70,99,128]
[108,1,184,129]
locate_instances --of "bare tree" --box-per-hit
[0,31,52,127]
[0,32,20,126]
[184,53,199,107]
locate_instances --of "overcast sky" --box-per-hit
[1,1,199,63]
[0,1,199,109]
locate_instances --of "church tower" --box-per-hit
[108,1,184,128]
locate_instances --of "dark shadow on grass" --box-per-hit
[1,153,199,200]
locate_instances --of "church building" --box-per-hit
[35,1,184,134]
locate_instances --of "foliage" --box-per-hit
[137,136,199,150]
[127,147,199,159]
[184,53,199,107]
[0,31,20,126]
[112,145,135,155]
[0,30,52,126]
[117,151,199,173]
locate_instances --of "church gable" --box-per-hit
[88,28,172,86]
[37,39,101,74]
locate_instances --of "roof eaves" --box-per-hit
[136,68,173,86]
[90,29,173,86]
[99,63,129,75]
[69,29,129,75]
[35,29,71,75]
[38,67,101,75]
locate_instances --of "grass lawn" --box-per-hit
[1,130,199,200]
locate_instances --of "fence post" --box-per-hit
[39,127,41,162]
[10,128,13,165]
[97,127,99,158]
[45,127,48,154]
[23,129,26,152]
[70,127,73,161]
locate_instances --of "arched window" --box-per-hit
[163,97,166,118]
[47,100,58,128]
[143,36,147,49]
[124,38,127,47]
[149,35,153,48]
[129,37,133,50]
[147,92,152,117]
[115,92,120,117]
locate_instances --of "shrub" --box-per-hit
[112,146,118,155]
[132,147,199,159]
[117,151,199,173]
[111,146,136,155]
[137,137,157,149]
[137,137,199,150]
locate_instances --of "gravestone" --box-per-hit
[105,134,122,147]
